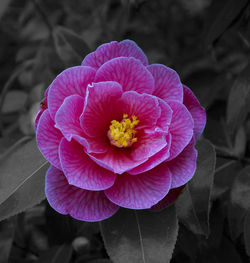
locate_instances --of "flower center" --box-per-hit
[108,114,139,148]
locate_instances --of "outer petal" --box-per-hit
[148,64,183,103]
[168,101,194,160]
[151,186,185,211]
[36,110,63,169]
[105,164,172,209]
[59,139,116,191]
[45,166,119,222]
[183,85,206,140]
[82,40,148,70]
[167,138,197,188]
[80,81,123,137]
[48,66,96,119]
[95,57,154,94]
[128,133,171,175]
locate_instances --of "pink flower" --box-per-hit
[35,40,206,222]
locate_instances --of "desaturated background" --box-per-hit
[1,0,250,262]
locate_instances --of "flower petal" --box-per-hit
[36,110,63,169]
[48,66,96,119]
[80,81,123,137]
[59,138,116,191]
[183,85,206,140]
[128,133,171,175]
[147,64,183,103]
[82,40,148,70]
[104,164,172,209]
[151,186,185,211]
[168,101,194,160]
[45,166,119,222]
[95,57,154,94]
[155,98,173,133]
[167,138,197,188]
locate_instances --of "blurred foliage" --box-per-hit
[1,0,250,262]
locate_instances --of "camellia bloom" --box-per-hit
[36,40,206,221]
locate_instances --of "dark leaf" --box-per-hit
[205,0,248,46]
[2,90,28,114]
[100,205,178,263]
[53,26,90,67]
[0,0,10,20]
[0,139,49,221]
[244,210,250,257]
[227,64,250,134]
[176,139,216,237]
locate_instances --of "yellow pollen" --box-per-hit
[108,114,139,148]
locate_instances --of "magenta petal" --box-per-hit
[80,81,123,137]
[36,110,63,169]
[48,66,96,119]
[104,164,172,209]
[95,57,154,94]
[148,64,183,103]
[59,139,116,191]
[82,40,148,70]
[183,85,206,140]
[155,98,173,133]
[151,186,185,211]
[119,91,161,128]
[45,166,119,222]
[168,101,194,160]
[167,139,197,188]
[55,95,85,141]
[128,133,171,175]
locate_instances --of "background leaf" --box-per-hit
[53,26,90,67]
[100,205,178,263]
[244,210,250,258]
[176,139,216,236]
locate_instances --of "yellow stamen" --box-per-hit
[108,114,139,148]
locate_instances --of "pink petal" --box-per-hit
[155,98,173,133]
[168,101,194,160]
[147,64,183,102]
[183,85,206,140]
[167,138,197,188]
[95,57,154,94]
[104,164,172,209]
[80,81,123,137]
[36,110,63,169]
[45,166,119,222]
[119,91,161,129]
[128,133,171,175]
[59,138,116,191]
[82,40,148,70]
[151,186,185,211]
[55,95,85,141]
[48,66,96,119]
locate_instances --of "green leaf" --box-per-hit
[227,64,250,134]
[176,139,216,237]
[0,139,49,221]
[53,26,90,67]
[100,205,178,263]
[205,0,248,46]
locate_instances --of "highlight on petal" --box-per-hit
[104,164,172,209]
[80,81,123,138]
[59,138,116,191]
[95,57,154,94]
[36,110,63,169]
[148,64,183,103]
[168,101,194,160]
[183,85,206,140]
[45,166,119,222]
[48,66,96,119]
[151,186,185,211]
[82,39,148,70]
[167,138,197,188]
[128,133,171,175]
